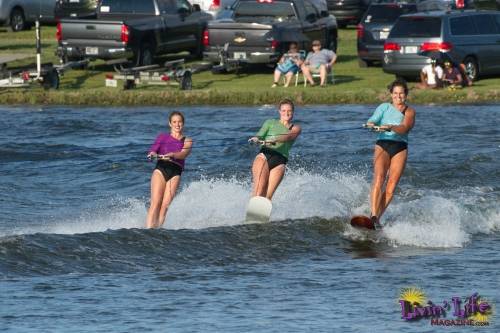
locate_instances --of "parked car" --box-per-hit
[0,0,56,31]
[382,10,500,81]
[187,0,236,18]
[415,0,472,10]
[473,0,500,9]
[357,2,417,67]
[54,0,100,19]
[203,0,338,66]
[56,0,212,66]
[326,0,371,28]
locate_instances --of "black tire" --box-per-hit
[42,69,60,90]
[137,43,155,67]
[180,71,192,90]
[123,79,135,90]
[190,31,204,59]
[10,8,26,32]
[326,33,337,53]
[463,56,478,82]
[358,58,373,68]
[396,75,415,82]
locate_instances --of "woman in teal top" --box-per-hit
[249,98,302,200]
[366,79,415,228]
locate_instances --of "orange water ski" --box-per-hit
[350,215,375,230]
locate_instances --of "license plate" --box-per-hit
[233,52,246,60]
[404,46,418,54]
[105,78,117,87]
[379,31,389,40]
[85,47,98,55]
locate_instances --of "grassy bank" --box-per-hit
[1,26,500,106]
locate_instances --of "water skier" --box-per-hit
[146,111,192,228]
[366,79,415,228]
[249,98,301,200]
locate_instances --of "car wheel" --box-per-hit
[358,58,373,68]
[10,8,26,32]
[138,43,155,66]
[190,31,204,59]
[328,36,337,53]
[396,75,415,82]
[463,56,478,82]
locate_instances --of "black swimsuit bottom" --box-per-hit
[376,140,408,158]
[155,160,183,182]
[260,147,288,170]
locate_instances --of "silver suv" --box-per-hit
[0,0,56,31]
[382,10,500,81]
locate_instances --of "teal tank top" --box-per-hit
[255,119,295,158]
[367,103,408,143]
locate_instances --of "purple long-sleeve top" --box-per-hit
[149,133,185,169]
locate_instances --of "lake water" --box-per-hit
[0,104,499,332]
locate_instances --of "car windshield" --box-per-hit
[389,16,441,38]
[234,1,297,24]
[364,5,417,23]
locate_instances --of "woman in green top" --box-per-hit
[249,98,302,199]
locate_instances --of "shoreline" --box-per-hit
[2,87,500,106]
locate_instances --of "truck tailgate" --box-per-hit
[208,21,273,47]
[59,19,124,45]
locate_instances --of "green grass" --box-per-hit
[1,26,500,105]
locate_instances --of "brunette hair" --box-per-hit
[388,79,409,95]
[169,111,185,123]
[278,98,295,111]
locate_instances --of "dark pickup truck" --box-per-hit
[203,0,338,65]
[56,0,212,66]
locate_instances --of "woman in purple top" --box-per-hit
[146,111,193,228]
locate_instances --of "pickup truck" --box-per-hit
[203,0,337,65]
[56,0,212,66]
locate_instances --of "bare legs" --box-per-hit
[146,170,181,228]
[370,146,407,219]
[251,154,286,200]
[301,64,327,86]
[273,70,295,87]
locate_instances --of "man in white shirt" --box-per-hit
[417,59,443,89]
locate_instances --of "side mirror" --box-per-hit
[193,4,201,11]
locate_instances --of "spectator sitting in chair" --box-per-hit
[442,60,463,88]
[272,42,304,88]
[416,59,443,89]
[301,40,336,87]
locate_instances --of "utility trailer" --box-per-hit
[0,21,88,90]
[104,59,193,90]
